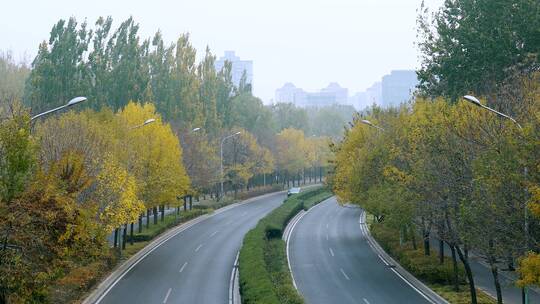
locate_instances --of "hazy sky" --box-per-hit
[0,0,443,103]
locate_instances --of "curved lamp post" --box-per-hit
[220,131,242,199]
[31,96,87,121]
[463,95,528,304]
[360,119,385,131]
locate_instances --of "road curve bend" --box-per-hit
[98,192,286,304]
[288,197,432,304]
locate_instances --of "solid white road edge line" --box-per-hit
[195,244,203,252]
[286,197,332,290]
[92,191,287,304]
[358,211,437,304]
[229,251,240,304]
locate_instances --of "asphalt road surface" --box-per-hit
[98,192,286,304]
[289,197,432,304]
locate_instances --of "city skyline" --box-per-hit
[0,0,444,104]
[275,69,418,110]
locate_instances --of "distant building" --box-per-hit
[214,51,253,87]
[349,70,418,110]
[274,82,349,108]
[381,70,418,107]
[348,92,368,110]
[365,81,382,106]
[275,83,307,106]
[321,82,348,104]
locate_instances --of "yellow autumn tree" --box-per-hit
[117,102,191,214]
[93,154,144,233]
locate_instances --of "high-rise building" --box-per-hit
[321,82,348,104]
[274,82,348,108]
[214,51,253,87]
[381,70,418,107]
[275,83,306,106]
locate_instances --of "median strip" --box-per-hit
[238,187,333,304]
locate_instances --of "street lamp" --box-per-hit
[123,118,155,249]
[130,118,156,130]
[463,95,522,130]
[30,96,87,121]
[463,95,528,304]
[359,119,385,131]
[220,131,242,199]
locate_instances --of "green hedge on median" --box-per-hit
[239,187,332,304]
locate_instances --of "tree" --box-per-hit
[25,18,91,114]
[0,51,30,114]
[274,128,308,186]
[417,0,540,101]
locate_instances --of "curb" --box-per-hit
[83,190,288,304]
[229,251,241,304]
[359,210,450,304]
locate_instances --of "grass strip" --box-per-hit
[239,187,332,304]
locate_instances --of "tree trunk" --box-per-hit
[423,229,430,256]
[184,197,187,211]
[439,239,445,264]
[138,215,143,233]
[146,209,150,228]
[411,226,417,250]
[130,222,134,245]
[122,224,127,249]
[153,206,158,224]
[113,228,118,248]
[489,257,503,304]
[450,244,460,292]
[456,246,478,304]
[160,205,164,221]
[189,195,193,210]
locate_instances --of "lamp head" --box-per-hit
[463,95,482,107]
[67,96,87,106]
[143,118,156,125]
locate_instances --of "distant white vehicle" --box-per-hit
[287,187,301,197]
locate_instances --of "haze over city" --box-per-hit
[1,0,443,103]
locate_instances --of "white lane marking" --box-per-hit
[93,191,287,304]
[287,197,333,290]
[195,244,203,252]
[363,298,370,304]
[329,247,335,257]
[163,288,172,303]
[326,223,329,229]
[357,211,437,304]
[210,230,219,237]
[326,233,329,241]
[340,268,350,280]
[179,262,187,273]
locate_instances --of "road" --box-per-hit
[98,192,286,304]
[429,238,540,303]
[289,197,432,304]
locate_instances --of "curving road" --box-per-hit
[289,197,432,304]
[98,192,286,304]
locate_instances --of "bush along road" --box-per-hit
[238,187,333,304]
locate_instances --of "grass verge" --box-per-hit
[238,187,333,304]
[370,223,496,304]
